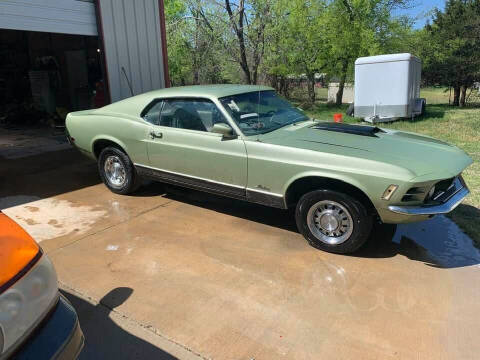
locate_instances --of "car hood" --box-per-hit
[257,121,473,180]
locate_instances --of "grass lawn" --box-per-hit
[299,87,480,245]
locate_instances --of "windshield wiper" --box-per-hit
[271,116,309,127]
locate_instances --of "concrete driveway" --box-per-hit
[2,147,480,359]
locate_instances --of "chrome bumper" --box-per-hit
[388,177,470,216]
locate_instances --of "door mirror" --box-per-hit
[211,123,236,138]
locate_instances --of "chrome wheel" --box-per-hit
[307,200,354,245]
[104,155,126,187]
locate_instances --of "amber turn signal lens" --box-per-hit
[0,214,40,291]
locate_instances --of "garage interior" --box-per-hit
[0,28,104,164]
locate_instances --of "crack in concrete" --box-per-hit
[49,200,174,255]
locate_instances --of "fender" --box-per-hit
[282,170,377,208]
[90,135,129,158]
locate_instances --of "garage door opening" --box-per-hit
[0,28,105,147]
[0,29,104,209]
[0,28,106,154]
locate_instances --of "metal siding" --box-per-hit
[135,1,152,91]
[98,0,166,103]
[153,0,164,88]
[145,0,162,92]
[99,0,122,102]
[0,0,97,35]
[124,0,142,95]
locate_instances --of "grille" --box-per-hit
[401,176,461,204]
[401,187,427,202]
[429,176,461,203]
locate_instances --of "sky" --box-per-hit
[395,0,446,28]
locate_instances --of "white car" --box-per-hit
[0,212,84,359]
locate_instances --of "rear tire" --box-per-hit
[295,190,373,254]
[98,146,140,195]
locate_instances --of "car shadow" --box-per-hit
[138,182,480,269]
[354,215,480,269]
[61,287,179,360]
[135,181,298,232]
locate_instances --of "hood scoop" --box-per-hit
[311,122,384,137]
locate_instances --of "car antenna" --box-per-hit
[121,66,134,97]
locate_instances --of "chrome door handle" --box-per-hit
[149,131,163,139]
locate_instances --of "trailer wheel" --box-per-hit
[346,103,354,117]
[420,100,426,116]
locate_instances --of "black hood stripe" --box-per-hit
[311,122,384,137]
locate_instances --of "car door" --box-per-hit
[142,98,248,197]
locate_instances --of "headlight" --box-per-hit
[0,214,58,356]
[427,185,436,200]
[0,255,58,356]
[0,291,23,323]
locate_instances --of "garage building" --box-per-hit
[0,0,169,131]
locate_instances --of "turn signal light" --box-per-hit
[0,214,41,292]
[381,185,398,201]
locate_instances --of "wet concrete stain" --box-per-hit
[23,218,40,225]
[3,198,108,242]
[48,219,63,228]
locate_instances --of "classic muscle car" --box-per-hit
[66,85,472,254]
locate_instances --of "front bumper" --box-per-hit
[14,295,84,360]
[387,176,470,216]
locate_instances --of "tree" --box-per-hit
[166,0,230,85]
[422,0,480,106]
[222,0,272,84]
[188,0,272,84]
[325,0,414,105]
[264,0,330,103]
[165,0,193,85]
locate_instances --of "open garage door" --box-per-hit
[0,0,97,36]
[96,0,169,103]
[0,2,103,182]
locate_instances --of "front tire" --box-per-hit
[98,146,139,195]
[295,190,373,254]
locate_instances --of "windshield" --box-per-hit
[219,90,309,136]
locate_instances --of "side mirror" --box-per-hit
[211,123,236,138]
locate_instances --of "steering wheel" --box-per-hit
[266,110,282,124]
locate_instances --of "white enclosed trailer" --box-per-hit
[353,53,425,123]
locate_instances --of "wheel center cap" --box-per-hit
[320,213,339,232]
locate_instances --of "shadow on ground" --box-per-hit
[353,215,480,269]
[61,287,178,360]
[0,148,100,209]
[137,181,298,232]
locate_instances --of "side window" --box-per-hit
[143,101,163,125]
[158,99,229,132]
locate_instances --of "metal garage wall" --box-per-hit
[97,0,168,103]
[0,0,97,36]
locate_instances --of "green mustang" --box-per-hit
[66,85,472,254]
